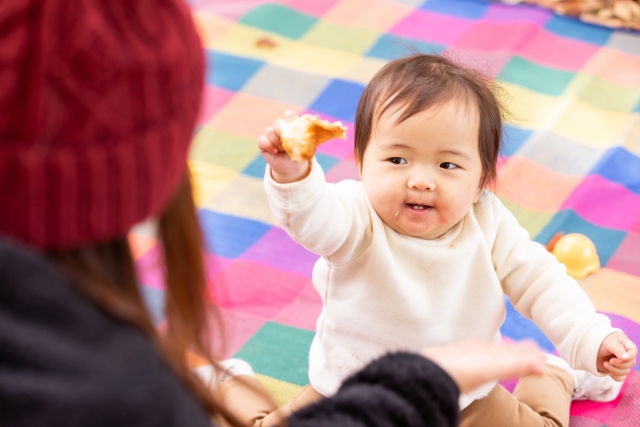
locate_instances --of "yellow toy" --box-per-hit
[547,232,601,279]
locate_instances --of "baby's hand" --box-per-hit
[597,331,638,381]
[257,110,310,184]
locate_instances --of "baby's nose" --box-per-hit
[409,173,435,191]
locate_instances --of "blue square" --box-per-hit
[309,79,365,123]
[501,296,554,352]
[420,0,489,19]
[534,210,627,266]
[242,153,341,179]
[205,51,264,91]
[544,15,612,46]
[242,155,267,179]
[199,210,272,258]
[366,34,444,61]
[589,147,640,195]
[633,99,640,113]
[140,285,165,326]
[502,125,533,156]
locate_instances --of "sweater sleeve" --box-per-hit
[264,158,372,263]
[286,352,459,427]
[488,197,616,375]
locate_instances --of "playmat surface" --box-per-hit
[131,0,640,425]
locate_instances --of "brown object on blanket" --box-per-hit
[280,114,347,163]
[503,0,640,31]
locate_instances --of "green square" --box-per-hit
[499,197,553,239]
[565,74,640,113]
[233,322,314,386]
[239,4,317,39]
[499,56,575,97]
[189,128,259,171]
[301,21,381,55]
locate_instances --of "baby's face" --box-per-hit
[359,100,483,240]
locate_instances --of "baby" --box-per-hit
[258,54,637,426]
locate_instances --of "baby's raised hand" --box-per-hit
[597,332,638,381]
[257,110,310,184]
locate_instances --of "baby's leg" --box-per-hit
[213,381,324,427]
[460,364,573,427]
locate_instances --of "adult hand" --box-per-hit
[421,339,546,394]
[257,110,310,184]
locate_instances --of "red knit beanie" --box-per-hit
[0,0,204,250]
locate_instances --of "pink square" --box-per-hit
[240,227,319,278]
[190,0,262,20]
[569,373,630,422]
[278,0,341,16]
[561,176,640,231]
[515,29,599,71]
[272,282,322,331]
[606,232,640,277]
[210,260,311,318]
[484,3,552,25]
[326,160,360,183]
[452,21,540,53]
[136,246,165,290]
[205,253,233,279]
[217,307,268,358]
[197,85,235,126]
[444,48,513,78]
[390,10,474,45]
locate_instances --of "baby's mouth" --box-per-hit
[404,203,432,211]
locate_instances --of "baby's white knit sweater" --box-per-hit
[264,159,615,408]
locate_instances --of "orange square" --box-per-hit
[493,155,582,213]
[323,0,413,32]
[207,93,302,139]
[582,48,640,89]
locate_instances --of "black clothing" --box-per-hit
[0,238,459,427]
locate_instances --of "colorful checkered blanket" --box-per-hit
[131,0,640,424]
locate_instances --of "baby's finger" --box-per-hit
[607,337,630,361]
[284,109,296,118]
[622,336,638,358]
[603,362,630,381]
[258,135,279,155]
[265,126,284,149]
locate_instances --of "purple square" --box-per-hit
[240,227,319,278]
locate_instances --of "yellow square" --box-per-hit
[323,0,413,32]
[256,374,304,406]
[192,11,235,49]
[190,127,260,171]
[215,23,295,62]
[621,113,640,156]
[499,197,553,239]
[300,21,381,56]
[189,161,238,207]
[498,82,560,129]
[551,100,629,149]
[270,41,362,78]
[341,57,387,85]
[206,174,278,226]
[207,93,302,139]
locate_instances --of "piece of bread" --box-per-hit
[280,114,347,162]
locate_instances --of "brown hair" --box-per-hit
[48,172,241,425]
[355,54,504,188]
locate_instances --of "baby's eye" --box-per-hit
[440,162,458,170]
[388,157,407,165]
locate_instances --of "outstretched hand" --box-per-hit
[421,340,546,394]
[257,110,310,183]
[597,331,638,382]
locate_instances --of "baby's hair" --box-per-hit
[354,54,504,188]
